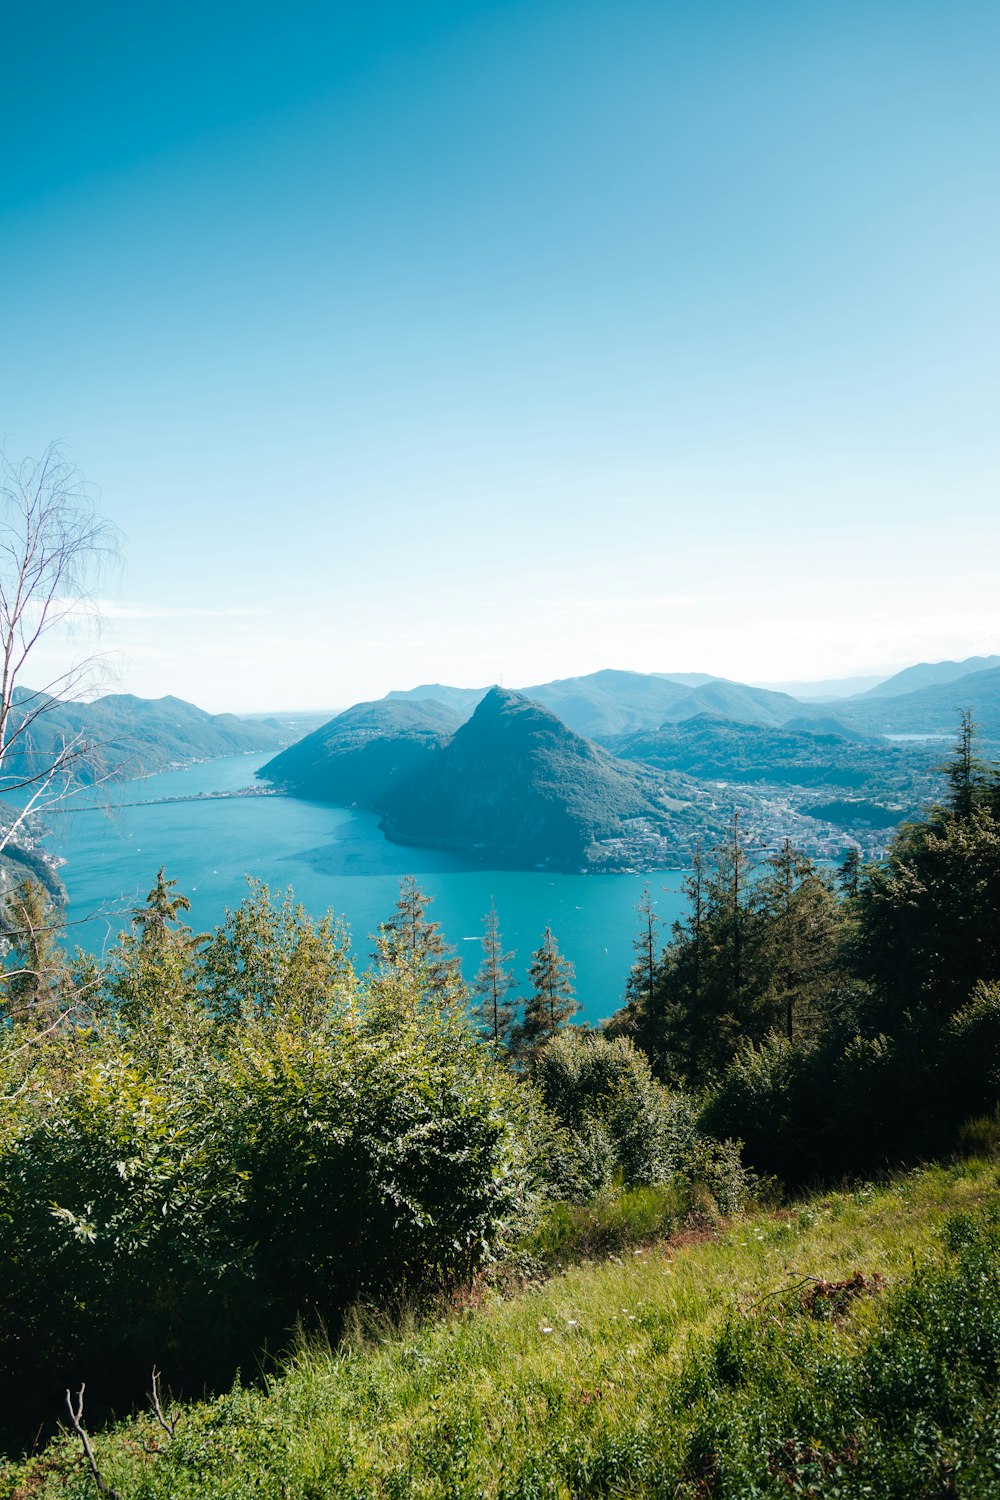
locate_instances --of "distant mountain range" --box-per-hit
[6,655,993,887]
[387,670,809,739]
[828,666,1000,737]
[759,674,888,699]
[384,656,1000,741]
[860,656,1000,699]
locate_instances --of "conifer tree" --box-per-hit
[854,715,1000,1026]
[756,840,843,1042]
[472,898,517,1047]
[107,868,200,1023]
[941,708,988,822]
[710,810,752,1014]
[373,875,461,999]
[132,866,191,942]
[652,814,757,1083]
[0,877,69,1022]
[839,845,862,898]
[623,883,660,1014]
[514,926,578,1060]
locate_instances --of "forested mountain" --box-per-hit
[0,801,62,897]
[261,658,999,865]
[860,654,1000,699]
[379,687,716,869]
[831,665,1000,736]
[2,689,285,784]
[611,713,939,795]
[260,698,461,806]
[261,687,730,869]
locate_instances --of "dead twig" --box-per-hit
[64,1385,123,1500]
[149,1365,179,1440]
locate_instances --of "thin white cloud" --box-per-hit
[95,601,269,621]
[551,594,709,615]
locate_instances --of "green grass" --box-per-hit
[520,1179,692,1269]
[3,1159,999,1499]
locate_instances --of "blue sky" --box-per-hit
[2,0,999,711]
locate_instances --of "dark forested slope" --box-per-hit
[260,698,461,807]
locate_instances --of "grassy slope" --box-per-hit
[4,1160,998,1499]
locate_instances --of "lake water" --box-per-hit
[47,755,691,1025]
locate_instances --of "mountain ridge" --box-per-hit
[2,688,287,785]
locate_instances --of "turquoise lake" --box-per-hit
[47,755,691,1025]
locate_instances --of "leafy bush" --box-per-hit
[944,981,1000,1119]
[0,957,535,1442]
[532,1031,694,1193]
[531,1030,752,1214]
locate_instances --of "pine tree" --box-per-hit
[132,867,192,942]
[839,845,862,898]
[472,898,517,1046]
[623,883,660,1014]
[0,877,68,1022]
[107,868,199,1023]
[711,810,752,1013]
[941,709,988,822]
[514,926,578,1060]
[854,717,1000,1027]
[757,840,843,1042]
[373,875,461,999]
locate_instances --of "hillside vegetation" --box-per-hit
[3,1161,999,1498]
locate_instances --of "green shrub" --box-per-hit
[532,1030,702,1196]
[0,978,535,1443]
[945,981,1000,1121]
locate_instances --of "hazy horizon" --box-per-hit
[57,653,1000,720]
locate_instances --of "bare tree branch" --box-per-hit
[64,1386,123,1500]
[0,444,121,859]
[148,1367,180,1440]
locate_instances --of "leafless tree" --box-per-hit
[0,444,120,857]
